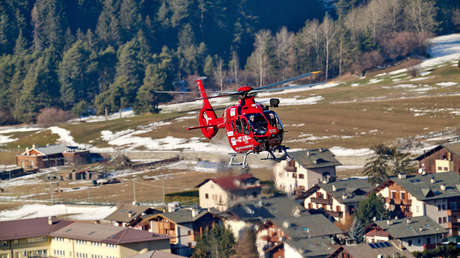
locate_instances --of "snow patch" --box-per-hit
[330,146,373,156]
[0,204,117,221]
[436,82,458,87]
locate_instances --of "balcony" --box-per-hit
[447,209,460,217]
[285,166,297,172]
[311,197,332,205]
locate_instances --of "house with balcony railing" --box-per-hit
[273,148,341,196]
[415,142,460,175]
[376,172,460,236]
[303,178,373,223]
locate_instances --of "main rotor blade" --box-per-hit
[252,71,320,92]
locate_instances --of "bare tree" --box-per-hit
[246,30,273,86]
[229,51,239,86]
[275,27,295,80]
[213,56,225,91]
[404,0,438,41]
[320,14,337,80]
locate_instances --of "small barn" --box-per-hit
[16,144,89,169]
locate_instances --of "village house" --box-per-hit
[49,222,170,257]
[104,203,161,227]
[364,216,448,252]
[197,173,262,211]
[375,172,460,236]
[0,216,72,258]
[273,149,341,196]
[135,208,218,257]
[329,242,414,258]
[16,144,89,169]
[415,142,460,174]
[221,196,343,257]
[303,178,374,223]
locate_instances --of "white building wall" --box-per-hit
[410,196,426,217]
[273,160,336,195]
[199,181,229,211]
[224,220,250,241]
[304,188,347,222]
[284,243,304,258]
[400,234,444,252]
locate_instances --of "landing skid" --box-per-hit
[228,146,291,168]
[261,145,291,161]
[228,151,253,168]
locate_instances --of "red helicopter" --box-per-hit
[186,72,320,167]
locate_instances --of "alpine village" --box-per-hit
[1,1,460,258]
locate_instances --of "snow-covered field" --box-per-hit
[0,204,116,221]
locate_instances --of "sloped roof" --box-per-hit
[306,178,374,204]
[285,236,336,257]
[50,222,169,244]
[105,204,160,223]
[375,216,447,239]
[196,173,261,192]
[415,141,460,160]
[340,243,414,258]
[389,172,460,201]
[128,250,184,258]
[157,209,209,224]
[226,196,342,237]
[289,149,342,169]
[0,217,72,241]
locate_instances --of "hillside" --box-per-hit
[0,34,460,210]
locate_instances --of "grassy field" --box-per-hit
[1,60,460,211]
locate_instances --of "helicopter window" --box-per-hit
[231,120,236,133]
[235,119,242,134]
[241,118,250,135]
[245,113,268,135]
[264,111,283,130]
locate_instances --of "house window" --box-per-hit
[408,240,412,246]
[188,243,192,248]
[188,230,192,235]
[438,166,442,171]
[391,191,396,199]
[292,173,296,178]
[443,217,447,223]
[400,192,405,200]
[439,217,442,224]
[298,174,304,179]
[205,193,209,199]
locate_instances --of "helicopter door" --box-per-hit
[241,117,251,136]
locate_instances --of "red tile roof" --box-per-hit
[0,217,73,241]
[197,173,260,192]
[365,229,390,237]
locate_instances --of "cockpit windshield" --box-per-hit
[263,111,283,130]
[245,113,268,135]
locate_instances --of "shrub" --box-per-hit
[37,108,73,127]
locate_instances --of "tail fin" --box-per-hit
[196,79,218,139]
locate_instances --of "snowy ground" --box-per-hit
[0,204,116,221]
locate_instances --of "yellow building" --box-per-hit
[0,216,72,258]
[0,216,170,258]
[49,222,171,258]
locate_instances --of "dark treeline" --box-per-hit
[0,0,458,125]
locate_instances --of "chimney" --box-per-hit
[406,218,412,224]
[332,184,336,192]
[282,221,289,229]
[386,219,392,225]
[398,173,406,179]
[440,184,446,191]
[192,208,199,218]
[430,177,435,184]
[32,144,36,149]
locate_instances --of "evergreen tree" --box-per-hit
[114,38,144,104]
[31,0,67,52]
[120,0,142,41]
[192,224,235,258]
[355,192,389,227]
[96,0,121,45]
[135,64,168,114]
[59,40,90,109]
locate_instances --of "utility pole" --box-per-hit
[162,180,165,205]
[132,178,137,204]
